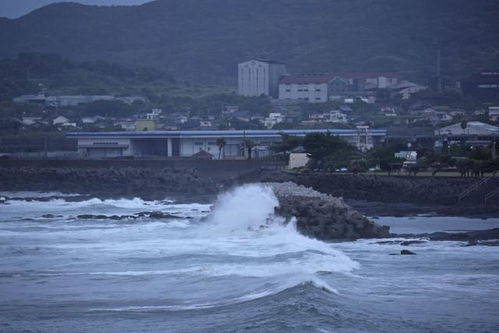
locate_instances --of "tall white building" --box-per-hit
[238,59,287,98]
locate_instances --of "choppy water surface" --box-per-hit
[1,185,498,332]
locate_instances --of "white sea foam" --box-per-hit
[204,184,281,233]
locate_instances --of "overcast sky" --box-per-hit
[0,0,151,18]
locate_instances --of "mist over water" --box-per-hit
[1,185,499,332]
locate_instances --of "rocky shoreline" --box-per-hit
[0,166,222,200]
[266,182,390,240]
[1,163,499,219]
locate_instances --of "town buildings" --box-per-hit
[13,94,145,107]
[434,121,499,149]
[67,128,386,159]
[278,72,399,103]
[238,59,287,98]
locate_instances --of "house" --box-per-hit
[263,113,285,129]
[146,109,162,120]
[52,116,70,126]
[21,117,43,126]
[328,110,348,123]
[390,81,427,99]
[199,120,213,128]
[289,147,309,169]
[231,111,251,122]
[420,108,453,125]
[382,107,397,117]
[308,110,348,124]
[222,105,239,115]
[60,122,77,128]
[82,116,105,124]
[238,59,287,98]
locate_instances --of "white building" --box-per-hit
[263,113,285,129]
[289,152,309,169]
[68,129,387,159]
[146,109,162,120]
[52,116,70,126]
[390,81,427,100]
[279,72,398,103]
[238,59,287,98]
[308,110,348,124]
[279,75,329,103]
[435,121,499,136]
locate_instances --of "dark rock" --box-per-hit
[137,211,179,219]
[401,249,416,255]
[76,214,136,220]
[375,240,401,245]
[41,214,55,218]
[400,240,427,246]
[268,182,390,240]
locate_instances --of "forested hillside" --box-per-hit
[0,0,498,84]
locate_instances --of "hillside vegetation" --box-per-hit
[0,0,498,84]
[0,53,177,100]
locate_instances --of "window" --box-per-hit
[285,89,291,92]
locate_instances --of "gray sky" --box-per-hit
[0,0,151,18]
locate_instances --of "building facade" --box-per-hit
[238,59,287,98]
[68,128,386,159]
[278,72,399,103]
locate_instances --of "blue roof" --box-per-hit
[67,129,387,139]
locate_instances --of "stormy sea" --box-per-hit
[1,185,499,332]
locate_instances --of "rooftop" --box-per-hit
[67,128,387,139]
[280,72,399,84]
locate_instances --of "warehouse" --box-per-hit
[67,128,386,159]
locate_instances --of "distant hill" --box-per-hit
[0,0,498,84]
[0,53,175,101]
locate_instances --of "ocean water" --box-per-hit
[1,185,499,333]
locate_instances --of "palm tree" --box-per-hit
[216,137,226,159]
[243,138,256,160]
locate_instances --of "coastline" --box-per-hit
[1,161,498,218]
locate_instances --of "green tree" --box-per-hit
[243,138,256,160]
[216,137,226,159]
[303,133,354,171]
[270,134,303,153]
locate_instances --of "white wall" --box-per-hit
[278,83,328,103]
[238,60,270,97]
[238,60,286,97]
